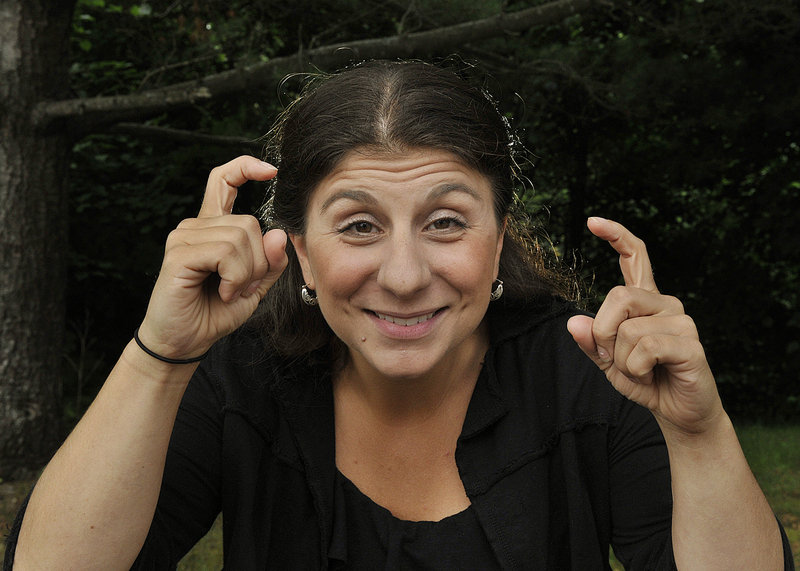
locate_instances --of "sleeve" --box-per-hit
[607,399,796,570]
[607,398,676,570]
[3,491,31,571]
[131,362,225,569]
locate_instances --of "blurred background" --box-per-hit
[2,0,799,564]
[56,0,800,423]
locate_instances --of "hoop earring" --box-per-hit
[300,284,318,306]
[490,279,504,301]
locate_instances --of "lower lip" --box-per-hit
[367,310,444,340]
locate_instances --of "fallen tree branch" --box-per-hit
[110,122,263,150]
[33,0,598,133]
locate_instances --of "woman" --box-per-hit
[7,61,792,569]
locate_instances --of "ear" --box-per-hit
[494,217,507,278]
[289,233,315,289]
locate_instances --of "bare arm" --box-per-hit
[567,217,783,570]
[15,347,195,569]
[13,156,288,569]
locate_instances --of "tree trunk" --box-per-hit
[0,0,75,478]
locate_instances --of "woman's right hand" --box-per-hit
[136,155,288,363]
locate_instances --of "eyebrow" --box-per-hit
[428,183,482,202]
[319,190,378,213]
[319,183,483,214]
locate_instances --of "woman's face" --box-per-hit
[291,148,504,381]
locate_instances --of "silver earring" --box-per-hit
[300,284,318,306]
[490,279,504,301]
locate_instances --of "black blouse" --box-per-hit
[334,470,501,569]
[4,297,795,569]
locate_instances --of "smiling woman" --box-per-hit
[255,60,570,364]
[292,149,502,385]
[6,61,793,570]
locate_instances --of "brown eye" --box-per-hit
[427,217,466,232]
[353,221,373,233]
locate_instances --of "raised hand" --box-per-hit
[566,217,724,436]
[137,156,288,363]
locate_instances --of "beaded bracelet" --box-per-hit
[133,328,209,365]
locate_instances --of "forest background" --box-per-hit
[1,0,799,481]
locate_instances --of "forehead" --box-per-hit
[310,147,492,203]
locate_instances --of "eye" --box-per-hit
[352,221,374,233]
[339,219,378,235]
[426,216,467,232]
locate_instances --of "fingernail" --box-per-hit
[588,216,607,223]
[260,160,277,171]
[597,346,611,362]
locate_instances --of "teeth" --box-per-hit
[375,311,435,326]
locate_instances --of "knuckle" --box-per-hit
[616,318,637,341]
[638,334,662,355]
[235,215,265,242]
[160,242,188,268]
[663,294,684,314]
[591,320,616,343]
[688,338,707,360]
[175,217,197,230]
[677,314,698,336]
[632,235,647,251]
[230,225,253,250]
[208,165,223,179]
[239,214,263,233]
[165,227,188,248]
[606,285,634,305]
[218,239,241,258]
[627,360,652,380]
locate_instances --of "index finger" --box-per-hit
[586,217,659,293]
[198,156,278,218]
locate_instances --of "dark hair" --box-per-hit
[253,60,571,357]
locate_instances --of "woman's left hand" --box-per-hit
[567,217,725,436]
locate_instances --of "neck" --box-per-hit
[335,324,488,426]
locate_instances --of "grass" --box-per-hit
[737,423,800,561]
[2,424,799,568]
[177,516,223,570]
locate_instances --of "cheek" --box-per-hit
[309,242,375,299]
[433,239,500,291]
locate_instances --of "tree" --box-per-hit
[0,0,77,479]
[0,0,598,478]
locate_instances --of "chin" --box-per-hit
[355,347,450,381]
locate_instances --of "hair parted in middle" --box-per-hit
[252,59,571,358]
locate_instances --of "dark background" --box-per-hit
[61,0,800,423]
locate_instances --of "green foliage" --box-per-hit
[61,0,800,421]
[492,0,800,419]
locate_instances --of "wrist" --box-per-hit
[133,327,210,364]
[657,414,746,478]
[655,406,733,451]
[120,340,200,389]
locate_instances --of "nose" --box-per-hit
[376,232,432,298]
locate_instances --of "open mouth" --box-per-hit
[371,309,442,326]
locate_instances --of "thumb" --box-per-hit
[256,229,289,298]
[567,315,605,368]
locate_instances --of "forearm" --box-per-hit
[663,414,784,570]
[13,341,196,570]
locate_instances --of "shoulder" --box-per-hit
[487,297,623,430]
[187,327,327,428]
